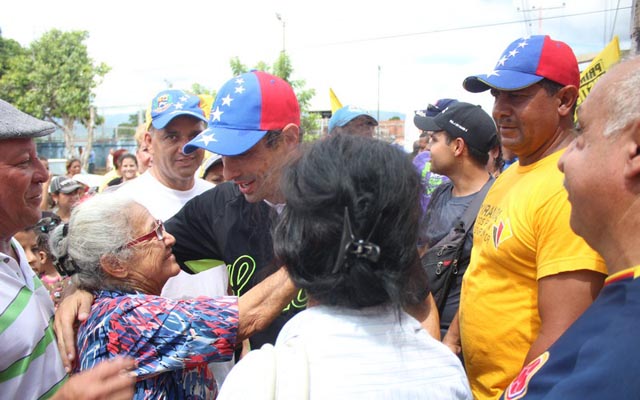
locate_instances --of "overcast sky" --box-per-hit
[1,0,633,139]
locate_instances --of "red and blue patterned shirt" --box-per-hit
[77,290,239,399]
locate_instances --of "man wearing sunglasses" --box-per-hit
[0,98,135,399]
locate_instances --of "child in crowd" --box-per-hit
[13,227,42,276]
[34,216,67,307]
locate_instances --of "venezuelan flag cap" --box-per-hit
[183,71,300,156]
[463,35,579,93]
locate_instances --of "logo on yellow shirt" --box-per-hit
[492,218,513,249]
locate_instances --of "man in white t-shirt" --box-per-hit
[116,89,228,298]
[114,89,232,381]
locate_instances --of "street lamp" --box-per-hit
[275,13,286,53]
[377,65,381,139]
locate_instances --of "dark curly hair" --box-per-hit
[273,134,428,310]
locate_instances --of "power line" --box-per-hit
[611,0,623,41]
[303,6,631,49]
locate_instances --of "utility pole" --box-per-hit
[83,106,95,172]
[633,0,640,54]
[276,13,286,54]
[377,65,381,139]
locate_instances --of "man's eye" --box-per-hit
[16,158,31,167]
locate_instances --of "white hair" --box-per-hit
[602,56,640,137]
[49,193,141,292]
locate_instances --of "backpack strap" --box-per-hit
[457,176,494,233]
[429,176,494,315]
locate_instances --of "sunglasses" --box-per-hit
[36,216,62,233]
[414,104,442,118]
[427,103,442,113]
[124,220,164,248]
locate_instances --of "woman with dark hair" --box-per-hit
[107,153,139,187]
[219,134,470,399]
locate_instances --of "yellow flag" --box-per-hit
[197,94,215,121]
[577,36,620,107]
[329,88,343,113]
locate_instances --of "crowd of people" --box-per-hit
[1,34,639,399]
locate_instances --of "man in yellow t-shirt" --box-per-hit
[442,35,607,399]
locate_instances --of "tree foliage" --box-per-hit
[0,29,110,158]
[228,53,318,139]
[190,83,216,98]
[0,35,24,80]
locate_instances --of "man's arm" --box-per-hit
[237,267,297,342]
[164,187,224,274]
[54,288,95,371]
[442,311,461,355]
[51,357,135,400]
[405,293,440,339]
[523,269,604,365]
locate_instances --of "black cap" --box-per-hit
[413,102,497,153]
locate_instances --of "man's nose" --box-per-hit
[222,156,238,181]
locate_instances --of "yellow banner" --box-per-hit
[577,36,620,107]
[329,88,343,113]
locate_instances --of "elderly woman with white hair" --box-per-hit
[49,193,296,399]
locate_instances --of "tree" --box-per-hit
[0,29,110,164]
[0,34,24,80]
[228,53,318,140]
[190,83,216,98]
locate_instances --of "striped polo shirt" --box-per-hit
[0,238,66,399]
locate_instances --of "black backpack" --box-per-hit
[421,178,493,315]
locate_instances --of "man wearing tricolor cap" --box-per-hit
[166,71,306,351]
[501,55,640,400]
[447,35,607,399]
[55,88,234,384]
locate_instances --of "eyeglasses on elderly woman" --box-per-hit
[125,219,164,248]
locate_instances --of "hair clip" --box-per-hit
[36,216,62,233]
[331,207,382,274]
[53,253,80,277]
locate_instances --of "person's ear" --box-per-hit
[453,138,466,157]
[144,131,154,156]
[556,85,579,118]
[624,119,640,181]
[37,250,48,265]
[281,123,300,149]
[100,254,128,279]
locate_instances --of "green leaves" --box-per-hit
[0,29,110,156]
